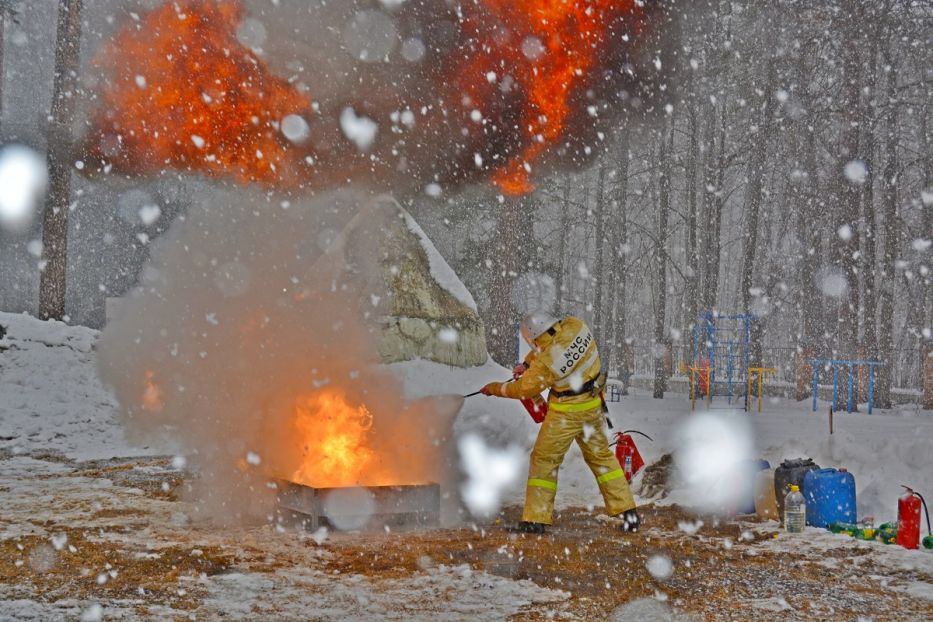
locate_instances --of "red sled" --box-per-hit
[611,430,653,482]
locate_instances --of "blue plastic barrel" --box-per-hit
[803,468,856,528]
[737,459,771,515]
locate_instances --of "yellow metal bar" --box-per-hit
[745,367,776,413]
[759,372,764,413]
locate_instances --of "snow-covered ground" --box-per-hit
[397,353,933,525]
[0,313,151,461]
[1,311,931,620]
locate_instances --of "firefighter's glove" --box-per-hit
[620,509,640,533]
[480,382,503,397]
[512,363,528,379]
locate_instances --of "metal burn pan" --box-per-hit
[275,480,440,532]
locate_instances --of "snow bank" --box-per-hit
[607,392,933,524]
[0,312,150,461]
[396,355,933,524]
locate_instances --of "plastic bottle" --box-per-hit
[754,469,779,520]
[877,522,898,544]
[784,485,806,533]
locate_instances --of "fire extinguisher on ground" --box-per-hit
[897,486,932,550]
[610,430,653,482]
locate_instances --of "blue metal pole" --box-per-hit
[832,364,839,411]
[868,364,875,415]
[811,364,819,412]
[847,362,855,413]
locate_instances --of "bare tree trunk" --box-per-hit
[684,97,700,360]
[0,8,6,129]
[607,144,631,375]
[798,119,824,351]
[792,108,825,400]
[39,0,84,321]
[875,42,899,409]
[861,30,880,367]
[703,103,728,314]
[740,62,778,365]
[592,164,608,348]
[487,196,534,366]
[739,72,776,312]
[575,171,591,307]
[830,8,864,406]
[654,124,673,399]
[554,176,572,311]
[916,98,933,397]
[700,108,716,314]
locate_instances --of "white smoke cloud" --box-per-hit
[98,188,460,524]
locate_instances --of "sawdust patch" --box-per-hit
[0,530,236,610]
[314,505,933,622]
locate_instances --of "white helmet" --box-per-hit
[520,311,559,345]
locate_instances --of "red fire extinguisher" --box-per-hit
[610,430,653,482]
[897,486,931,550]
[520,394,547,424]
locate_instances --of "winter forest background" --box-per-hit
[0,0,930,409]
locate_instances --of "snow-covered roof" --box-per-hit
[400,209,477,312]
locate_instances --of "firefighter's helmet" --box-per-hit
[520,312,559,345]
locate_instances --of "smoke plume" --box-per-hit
[98,189,460,523]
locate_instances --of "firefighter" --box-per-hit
[481,312,640,534]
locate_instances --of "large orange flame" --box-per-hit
[85,0,655,196]
[87,0,311,185]
[466,0,645,194]
[290,389,398,488]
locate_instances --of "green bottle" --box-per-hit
[877,522,898,544]
[828,522,859,537]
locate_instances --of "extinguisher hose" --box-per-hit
[610,430,654,447]
[464,377,514,398]
[622,430,655,442]
[917,492,932,537]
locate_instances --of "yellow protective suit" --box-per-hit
[485,316,636,524]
